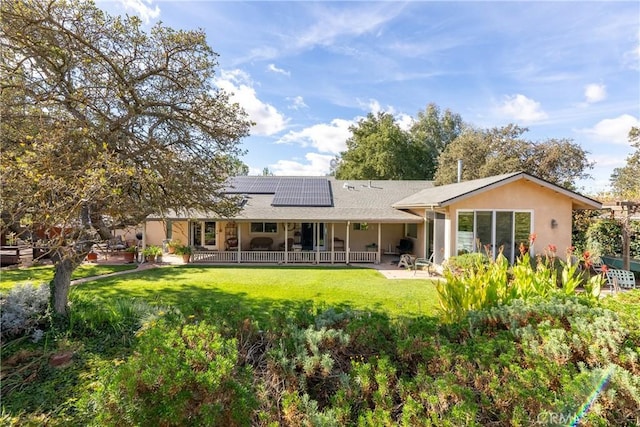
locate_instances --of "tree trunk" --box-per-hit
[52,258,74,315]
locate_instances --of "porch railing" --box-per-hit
[191,250,377,264]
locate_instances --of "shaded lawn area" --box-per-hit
[0,264,138,292]
[71,265,440,318]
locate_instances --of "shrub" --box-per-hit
[437,250,604,323]
[93,319,255,426]
[443,252,490,274]
[0,283,50,342]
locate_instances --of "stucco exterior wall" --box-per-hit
[445,179,573,260]
[170,221,189,246]
[145,220,167,246]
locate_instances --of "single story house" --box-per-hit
[144,171,601,265]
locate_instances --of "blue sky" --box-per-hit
[99,0,639,194]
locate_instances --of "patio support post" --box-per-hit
[237,223,241,264]
[346,221,350,264]
[376,222,381,264]
[315,222,320,264]
[423,215,428,259]
[285,224,289,264]
[331,223,335,264]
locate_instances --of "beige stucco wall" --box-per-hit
[145,220,167,247]
[445,179,573,260]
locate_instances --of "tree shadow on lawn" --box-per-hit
[71,264,434,322]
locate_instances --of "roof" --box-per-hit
[150,177,433,223]
[392,172,602,210]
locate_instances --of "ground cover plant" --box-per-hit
[1,265,638,426]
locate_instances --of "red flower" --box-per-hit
[547,244,557,253]
[519,242,527,255]
[583,250,591,260]
[529,233,537,244]
[567,246,575,255]
[601,264,609,273]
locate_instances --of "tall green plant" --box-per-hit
[436,246,604,323]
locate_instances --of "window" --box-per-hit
[405,223,418,238]
[250,222,277,233]
[353,223,369,231]
[456,211,532,263]
[191,221,216,247]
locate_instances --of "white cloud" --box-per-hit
[270,153,335,176]
[296,3,405,50]
[116,0,160,23]
[215,69,288,136]
[355,99,413,130]
[580,114,640,144]
[496,94,548,123]
[267,63,291,76]
[623,29,640,70]
[287,96,308,110]
[584,83,607,104]
[277,119,353,154]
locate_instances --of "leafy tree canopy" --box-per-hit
[434,124,593,189]
[0,0,251,313]
[336,105,463,180]
[610,127,640,200]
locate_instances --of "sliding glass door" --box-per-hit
[456,210,532,263]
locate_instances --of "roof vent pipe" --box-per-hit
[457,159,463,183]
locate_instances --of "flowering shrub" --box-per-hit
[0,283,50,342]
[437,245,604,323]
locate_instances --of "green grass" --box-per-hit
[70,265,439,318]
[0,264,138,292]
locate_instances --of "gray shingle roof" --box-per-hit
[392,172,601,210]
[149,178,433,222]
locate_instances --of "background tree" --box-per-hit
[610,127,640,200]
[335,112,425,180]
[434,124,593,188]
[408,103,464,179]
[0,0,250,314]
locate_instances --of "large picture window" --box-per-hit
[456,210,532,263]
[250,222,278,233]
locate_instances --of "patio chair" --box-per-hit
[279,238,294,251]
[605,269,637,292]
[333,237,345,251]
[398,254,415,269]
[413,253,434,276]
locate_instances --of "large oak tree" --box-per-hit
[1,0,251,314]
[434,124,593,188]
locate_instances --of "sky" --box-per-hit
[98,0,639,194]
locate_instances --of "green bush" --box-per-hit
[92,319,256,426]
[443,252,490,274]
[436,251,603,323]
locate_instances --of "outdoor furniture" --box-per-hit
[398,254,414,269]
[250,237,273,250]
[333,237,345,250]
[108,236,127,253]
[413,253,434,276]
[605,269,637,291]
[226,237,238,250]
[279,238,294,251]
[396,238,413,255]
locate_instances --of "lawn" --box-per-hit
[70,265,440,318]
[0,264,138,292]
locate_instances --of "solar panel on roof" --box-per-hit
[272,178,332,207]
[226,176,280,194]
